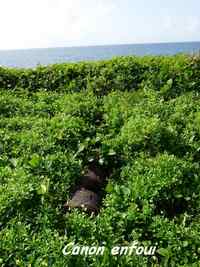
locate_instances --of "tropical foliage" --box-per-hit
[0,55,200,266]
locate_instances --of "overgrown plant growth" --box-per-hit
[0,55,200,266]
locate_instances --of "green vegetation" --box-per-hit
[0,55,200,266]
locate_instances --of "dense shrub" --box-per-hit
[0,54,199,95]
[0,55,200,266]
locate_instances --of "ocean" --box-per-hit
[0,41,200,68]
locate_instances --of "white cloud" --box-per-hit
[0,0,117,49]
[162,15,200,41]
[186,16,200,33]
[163,16,176,31]
[0,0,199,50]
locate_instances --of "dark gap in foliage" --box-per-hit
[192,150,200,163]
[145,128,193,158]
[154,196,189,219]
[0,192,41,231]
[153,170,199,219]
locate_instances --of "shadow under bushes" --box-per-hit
[153,169,199,220]
[145,127,193,158]
[0,191,42,231]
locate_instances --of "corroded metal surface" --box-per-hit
[66,188,99,213]
[64,163,108,213]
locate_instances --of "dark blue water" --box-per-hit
[0,42,200,68]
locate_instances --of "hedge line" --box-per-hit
[0,55,200,96]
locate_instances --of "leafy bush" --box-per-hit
[0,55,200,266]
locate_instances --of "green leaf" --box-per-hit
[157,248,171,257]
[29,154,40,167]
[108,149,116,156]
[105,183,113,193]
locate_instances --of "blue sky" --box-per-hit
[0,0,199,50]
